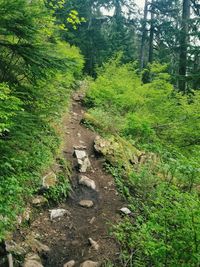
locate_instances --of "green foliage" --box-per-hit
[0,83,21,134]
[86,59,200,157]
[44,158,71,203]
[0,0,84,240]
[85,58,200,266]
[44,173,71,203]
[114,184,200,267]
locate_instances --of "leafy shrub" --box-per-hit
[44,158,71,203]
[85,57,200,266]
[0,0,84,241]
[114,184,200,267]
[0,83,21,134]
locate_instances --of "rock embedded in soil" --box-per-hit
[23,253,44,267]
[74,149,91,173]
[25,236,50,253]
[50,209,70,220]
[120,207,131,215]
[79,175,96,190]
[80,261,100,267]
[88,238,99,251]
[32,196,48,206]
[63,260,76,267]
[79,200,94,208]
[80,157,91,173]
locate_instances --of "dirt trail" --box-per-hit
[26,90,124,266]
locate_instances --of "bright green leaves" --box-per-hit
[85,58,200,266]
[114,184,200,266]
[0,0,84,241]
[67,10,86,30]
[0,83,21,134]
[47,0,85,31]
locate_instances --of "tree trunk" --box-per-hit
[139,0,148,70]
[148,1,155,63]
[178,0,190,92]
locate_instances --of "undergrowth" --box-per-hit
[84,57,200,266]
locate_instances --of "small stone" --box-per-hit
[89,217,96,224]
[42,172,57,188]
[32,196,48,206]
[80,261,100,267]
[63,260,75,267]
[79,176,96,190]
[88,238,99,251]
[74,149,91,173]
[80,158,91,173]
[79,200,94,208]
[77,132,81,137]
[23,253,44,267]
[74,150,87,159]
[120,207,131,215]
[50,209,70,220]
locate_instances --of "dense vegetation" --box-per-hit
[0,0,83,239]
[0,0,200,266]
[84,58,200,266]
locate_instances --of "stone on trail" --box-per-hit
[79,200,94,208]
[80,261,100,267]
[23,253,44,267]
[32,196,48,206]
[79,175,96,190]
[74,149,91,173]
[63,260,75,267]
[50,209,69,220]
[75,149,87,159]
[120,207,131,215]
[88,238,99,251]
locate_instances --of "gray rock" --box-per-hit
[32,196,48,206]
[63,260,75,267]
[120,207,131,215]
[50,209,70,220]
[25,236,50,253]
[23,253,44,267]
[75,150,87,159]
[42,172,57,188]
[80,261,100,267]
[79,200,94,208]
[79,175,96,190]
[74,149,91,173]
[88,238,99,251]
[80,157,91,173]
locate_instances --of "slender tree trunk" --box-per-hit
[178,0,190,92]
[148,1,155,63]
[139,0,148,70]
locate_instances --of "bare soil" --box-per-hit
[14,92,124,266]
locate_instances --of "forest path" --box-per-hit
[28,87,124,266]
